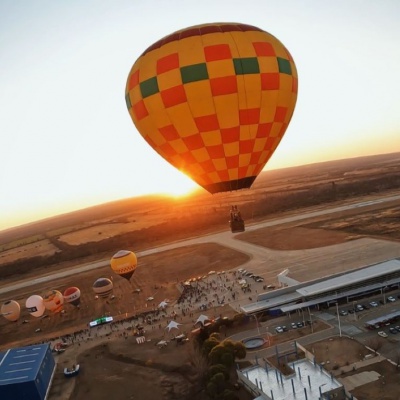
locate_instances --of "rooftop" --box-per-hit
[0,343,50,385]
[297,259,400,297]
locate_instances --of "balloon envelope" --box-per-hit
[63,287,81,307]
[125,22,298,194]
[26,295,46,318]
[93,278,113,298]
[110,250,137,281]
[1,300,21,322]
[43,290,64,313]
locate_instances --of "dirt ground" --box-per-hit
[304,337,400,400]
[2,199,400,399]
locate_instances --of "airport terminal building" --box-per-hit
[0,343,55,400]
[241,258,400,316]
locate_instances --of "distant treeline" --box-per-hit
[1,172,399,281]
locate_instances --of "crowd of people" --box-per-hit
[28,269,263,353]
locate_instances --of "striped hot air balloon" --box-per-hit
[92,278,113,298]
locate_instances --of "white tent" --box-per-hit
[158,301,168,309]
[166,320,181,332]
[195,314,210,326]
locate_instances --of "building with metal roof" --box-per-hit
[241,258,400,315]
[0,343,55,400]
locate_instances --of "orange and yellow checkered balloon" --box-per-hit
[125,23,298,194]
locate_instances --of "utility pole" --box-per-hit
[336,302,342,337]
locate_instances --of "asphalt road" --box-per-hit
[1,193,400,297]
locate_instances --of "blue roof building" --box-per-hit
[0,343,56,400]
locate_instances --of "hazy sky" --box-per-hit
[1,0,399,231]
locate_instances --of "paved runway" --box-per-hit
[1,193,400,296]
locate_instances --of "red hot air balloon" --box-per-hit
[63,287,81,307]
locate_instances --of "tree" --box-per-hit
[233,342,246,360]
[202,336,220,357]
[208,340,246,368]
[207,364,229,381]
[207,372,227,398]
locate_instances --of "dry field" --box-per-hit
[0,153,400,399]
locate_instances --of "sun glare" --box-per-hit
[161,179,198,198]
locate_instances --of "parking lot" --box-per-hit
[313,291,400,361]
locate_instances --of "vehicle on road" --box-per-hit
[89,316,113,328]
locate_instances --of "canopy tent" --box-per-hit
[166,321,181,332]
[158,301,168,309]
[195,314,210,326]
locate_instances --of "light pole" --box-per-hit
[253,313,261,335]
[308,307,314,334]
[336,302,342,337]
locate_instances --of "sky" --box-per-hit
[1,0,399,231]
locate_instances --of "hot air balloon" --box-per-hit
[26,295,46,318]
[125,22,298,194]
[110,250,137,281]
[63,287,81,307]
[1,300,21,322]
[43,290,64,313]
[92,278,113,298]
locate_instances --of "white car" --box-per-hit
[208,270,216,275]
[146,296,154,301]
[369,301,379,307]
[387,296,396,302]
[275,326,284,333]
[378,331,388,338]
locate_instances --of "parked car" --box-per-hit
[296,322,304,328]
[395,326,400,332]
[389,327,398,334]
[378,331,388,338]
[291,322,298,329]
[387,296,396,302]
[275,326,284,333]
[339,310,348,316]
[369,301,379,307]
